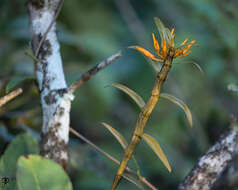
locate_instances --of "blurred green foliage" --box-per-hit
[0,133,72,190]
[0,133,39,189]
[0,0,238,189]
[17,155,72,190]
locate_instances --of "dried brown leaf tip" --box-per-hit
[131,17,196,63]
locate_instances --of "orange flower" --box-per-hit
[132,19,196,63]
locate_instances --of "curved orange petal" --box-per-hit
[162,40,167,58]
[180,39,188,46]
[171,28,175,37]
[152,33,160,56]
[135,46,155,59]
[151,57,163,62]
[183,40,195,54]
[174,49,183,58]
[180,50,192,57]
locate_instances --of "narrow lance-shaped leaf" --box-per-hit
[25,47,38,62]
[101,122,141,176]
[165,28,174,47]
[107,83,145,109]
[142,133,171,173]
[123,174,145,190]
[160,93,193,128]
[154,17,167,43]
[101,122,128,149]
[174,61,204,74]
[6,77,35,93]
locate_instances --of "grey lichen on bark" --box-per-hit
[27,0,73,169]
[178,128,238,190]
[211,154,238,190]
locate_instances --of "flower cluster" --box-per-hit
[133,18,195,63]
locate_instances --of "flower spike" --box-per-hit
[130,18,196,64]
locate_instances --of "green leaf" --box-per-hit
[107,83,145,109]
[0,133,39,176]
[160,93,193,128]
[101,122,128,149]
[142,133,171,173]
[0,133,39,189]
[123,174,145,190]
[174,61,204,74]
[154,17,167,42]
[6,77,35,93]
[165,28,175,47]
[16,155,72,190]
[100,122,141,175]
[25,47,38,62]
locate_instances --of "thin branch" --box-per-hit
[69,127,157,190]
[178,127,238,190]
[69,127,122,167]
[0,88,23,108]
[34,0,64,58]
[68,51,122,93]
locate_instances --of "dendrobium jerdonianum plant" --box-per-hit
[109,17,196,190]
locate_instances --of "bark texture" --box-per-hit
[211,155,238,190]
[27,0,73,168]
[178,128,238,190]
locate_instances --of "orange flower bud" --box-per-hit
[151,57,163,62]
[180,50,192,57]
[180,39,188,46]
[152,33,160,56]
[162,40,167,58]
[171,28,175,37]
[135,46,155,59]
[174,49,183,58]
[183,40,195,54]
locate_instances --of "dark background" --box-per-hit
[0,0,238,189]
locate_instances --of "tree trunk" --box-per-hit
[27,0,73,169]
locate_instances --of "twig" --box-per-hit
[34,0,64,58]
[68,51,122,93]
[70,127,122,167]
[69,127,157,190]
[0,88,23,108]
[178,128,238,190]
